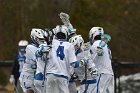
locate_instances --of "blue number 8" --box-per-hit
[56,46,65,60]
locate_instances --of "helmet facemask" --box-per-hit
[18,40,28,53]
[19,46,26,54]
[69,35,84,52]
[30,28,45,46]
[89,27,104,45]
[36,37,45,45]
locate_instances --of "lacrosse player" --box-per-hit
[9,40,28,93]
[34,30,50,93]
[69,35,97,93]
[42,25,77,93]
[59,12,80,93]
[19,28,45,93]
[89,27,114,93]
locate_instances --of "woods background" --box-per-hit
[0,0,140,62]
[0,0,140,91]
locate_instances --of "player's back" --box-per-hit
[46,39,77,78]
[75,47,94,80]
[90,40,113,75]
[21,44,38,75]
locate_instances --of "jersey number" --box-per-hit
[56,46,65,60]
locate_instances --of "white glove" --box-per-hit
[59,12,76,35]
[80,58,88,66]
[36,44,52,57]
[96,47,103,56]
[9,75,15,84]
[59,12,70,26]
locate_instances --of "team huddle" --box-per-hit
[9,12,114,93]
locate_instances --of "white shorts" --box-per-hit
[80,79,96,93]
[19,74,35,92]
[45,74,69,93]
[94,74,114,93]
[34,72,45,93]
[34,79,44,93]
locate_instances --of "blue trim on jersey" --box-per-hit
[31,59,36,63]
[80,79,97,85]
[56,39,67,42]
[84,84,89,93]
[60,41,63,44]
[70,61,80,68]
[24,82,31,89]
[31,38,39,47]
[47,73,68,80]
[34,73,44,80]
[17,52,26,63]
[90,49,93,54]
[35,50,42,57]
[75,48,81,55]
[74,61,80,68]
[69,80,75,83]
[28,61,37,69]
[97,74,102,93]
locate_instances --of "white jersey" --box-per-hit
[46,39,77,78]
[35,58,45,74]
[20,44,38,76]
[74,46,95,81]
[35,43,49,74]
[90,40,114,75]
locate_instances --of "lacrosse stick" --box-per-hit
[82,43,90,92]
[42,45,52,93]
[59,12,76,34]
[59,12,70,26]
[92,34,111,60]
[42,52,49,93]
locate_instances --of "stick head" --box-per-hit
[99,34,111,48]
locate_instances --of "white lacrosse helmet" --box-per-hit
[43,30,49,38]
[53,25,68,40]
[89,27,104,44]
[30,28,45,45]
[18,40,28,47]
[18,40,28,52]
[69,35,84,48]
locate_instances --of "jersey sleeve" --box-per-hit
[68,44,77,63]
[25,45,36,63]
[90,44,97,60]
